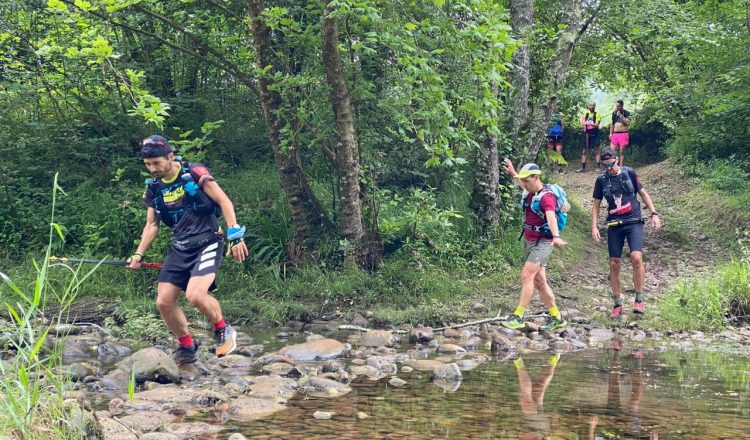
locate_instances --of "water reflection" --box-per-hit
[590,339,659,440]
[514,354,560,440]
[94,331,750,439]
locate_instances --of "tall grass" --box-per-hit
[655,231,750,331]
[0,174,99,439]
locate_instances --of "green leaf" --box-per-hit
[433,0,445,8]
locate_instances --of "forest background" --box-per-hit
[1,0,749,326]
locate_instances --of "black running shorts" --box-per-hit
[157,238,224,291]
[607,221,644,258]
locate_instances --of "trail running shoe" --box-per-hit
[500,315,525,330]
[172,341,200,366]
[214,324,237,357]
[610,305,623,319]
[540,316,567,331]
[633,301,644,315]
[575,168,586,173]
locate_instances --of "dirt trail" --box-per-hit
[549,160,723,318]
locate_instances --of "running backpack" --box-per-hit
[520,184,571,238]
[548,122,563,137]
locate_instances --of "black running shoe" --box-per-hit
[172,341,200,365]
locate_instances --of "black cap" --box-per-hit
[140,135,173,158]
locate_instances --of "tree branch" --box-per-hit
[574,1,603,47]
[59,0,258,95]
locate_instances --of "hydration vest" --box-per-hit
[599,167,636,201]
[146,163,221,228]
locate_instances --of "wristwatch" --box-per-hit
[650,211,660,217]
[553,234,561,238]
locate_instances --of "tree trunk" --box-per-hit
[470,82,501,231]
[321,0,373,263]
[247,0,330,249]
[507,0,534,141]
[525,0,581,163]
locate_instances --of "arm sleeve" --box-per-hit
[189,163,215,187]
[541,193,557,213]
[593,177,603,200]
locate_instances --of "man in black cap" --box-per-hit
[128,135,248,364]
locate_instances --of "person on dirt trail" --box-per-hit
[577,101,601,173]
[609,99,632,166]
[500,159,568,332]
[127,135,248,365]
[591,148,662,318]
[514,354,561,440]
[546,109,565,173]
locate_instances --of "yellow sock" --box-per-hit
[514,306,526,318]
[513,358,525,369]
[548,353,561,368]
[549,306,560,318]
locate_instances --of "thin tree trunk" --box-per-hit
[471,81,501,231]
[507,0,534,141]
[526,0,581,162]
[247,0,330,249]
[321,0,371,261]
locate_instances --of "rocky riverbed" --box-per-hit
[5,310,749,440]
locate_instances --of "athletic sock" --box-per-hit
[549,305,561,319]
[213,319,227,331]
[548,353,561,368]
[634,291,643,303]
[612,293,623,307]
[514,306,526,318]
[178,334,194,348]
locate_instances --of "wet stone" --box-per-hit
[140,434,180,440]
[238,344,265,357]
[227,397,287,421]
[163,422,224,437]
[298,377,352,398]
[410,327,435,343]
[437,344,466,354]
[409,360,444,372]
[278,339,348,361]
[313,411,333,420]
[360,330,396,347]
[388,377,408,387]
[433,363,462,381]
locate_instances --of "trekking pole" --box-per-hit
[49,256,163,269]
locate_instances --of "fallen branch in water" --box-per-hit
[433,313,547,332]
[337,325,408,334]
[338,312,548,334]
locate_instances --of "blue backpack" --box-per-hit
[548,122,563,137]
[520,184,570,240]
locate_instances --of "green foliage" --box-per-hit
[656,232,750,331]
[0,175,94,438]
[104,307,172,346]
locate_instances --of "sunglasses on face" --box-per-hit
[603,161,617,168]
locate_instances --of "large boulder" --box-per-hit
[246,375,298,400]
[115,411,176,432]
[116,348,180,384]
[278,339,348,361]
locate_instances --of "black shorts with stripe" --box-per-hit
[158,237,224,291]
